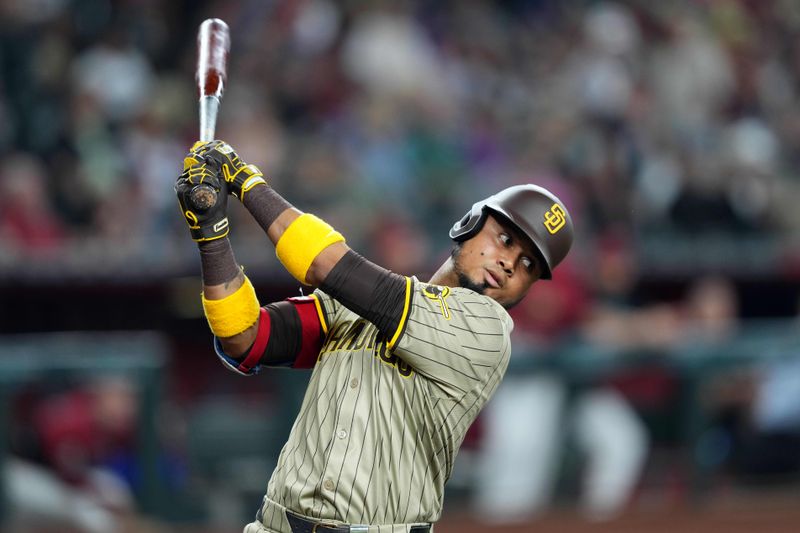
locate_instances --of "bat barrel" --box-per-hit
[196,18,230,99]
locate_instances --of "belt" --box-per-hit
[285,511,430,533]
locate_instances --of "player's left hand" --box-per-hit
[175,162,230,242]
[184,140,267,201]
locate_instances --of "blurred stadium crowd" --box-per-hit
[4,0,800,531]
[3,0,800,278]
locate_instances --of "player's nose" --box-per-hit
[497,247,525,276]
[497,257,513,276]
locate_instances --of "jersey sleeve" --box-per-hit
[390,284,513,395]
[310,288,340,335]
[213,294,329,376]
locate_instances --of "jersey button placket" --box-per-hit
[323,478,335,491]
[323,357,361,493]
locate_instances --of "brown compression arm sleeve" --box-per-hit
[320,250,410,339]
[198,238,241,285]
[241,185,293,233]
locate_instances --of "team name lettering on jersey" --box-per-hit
[319,319,415,378]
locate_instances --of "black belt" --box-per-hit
[285,511,430,533]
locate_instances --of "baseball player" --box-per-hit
[175,140,573,533]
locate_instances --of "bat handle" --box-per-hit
[199,95,220,142]
[189,95,221,210]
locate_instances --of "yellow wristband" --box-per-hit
[275,213,345,284]
[201,276,260,338]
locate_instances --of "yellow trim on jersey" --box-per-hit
[201,275,260,337]
[309,294,328,334]
[387,277,412,349]
[275,214,345,284]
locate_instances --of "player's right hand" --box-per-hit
[175,162,230,242]
[185,140,267,201]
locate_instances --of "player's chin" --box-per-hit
[456,271,489,295]
[460,270,527,308]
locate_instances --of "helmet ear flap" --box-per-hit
[449,206,487,242]
[454,213,471,234]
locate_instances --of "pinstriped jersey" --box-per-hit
[255,280,513,531]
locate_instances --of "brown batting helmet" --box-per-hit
[449,184,574,279]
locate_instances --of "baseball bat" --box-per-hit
[189,18,230,211]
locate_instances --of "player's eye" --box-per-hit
[521,257,533,272]
[500,233,511,246]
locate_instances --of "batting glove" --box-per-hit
[185,140,267,201]
[175,162,230,242]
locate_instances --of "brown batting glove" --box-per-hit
[185,140,267,201]
[175,162,230,242]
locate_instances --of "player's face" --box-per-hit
[452,215,542,308]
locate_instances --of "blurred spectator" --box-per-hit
[680,275,740,344]
[698,283,800,484]
[647,6,734,133]
[0,152,66,258]
[120,79,191,257]
[475,241,650,523]
[580,232,683,348]
[342,3,449,105]
[368,212,433,276]
[559,234,655,519]
[6,377,141,533]
[71,26,155,123]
